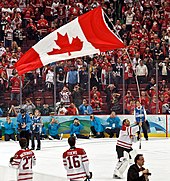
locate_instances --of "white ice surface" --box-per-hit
[0,138,170,181]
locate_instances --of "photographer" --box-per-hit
[48,118,63,140]
[17,109,32,148]
[70,118,89,139]
[4,115,15,141]
[127,154,151,181]
[90,114,105,138]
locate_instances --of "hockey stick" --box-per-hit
[139,126,141,149]
[139,121,142,149]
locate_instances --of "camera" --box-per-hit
[145,173,151,176]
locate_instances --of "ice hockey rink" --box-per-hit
[0,138,170,181]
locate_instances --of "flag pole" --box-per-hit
[103,10,141,100]
[88,64,91,105]
[54,64,57,115]
[19,76,22,108]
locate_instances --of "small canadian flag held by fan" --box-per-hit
[15,7,125,75]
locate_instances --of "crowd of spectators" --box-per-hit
[0,0,170,117]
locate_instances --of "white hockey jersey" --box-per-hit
[63,147,90,180]
[10,149,36,181]
[117,125,139,149]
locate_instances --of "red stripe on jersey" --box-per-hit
[69,175,86,180]
[78,7,125,52]
[15,48,43,76]
[82,159,89,162]
[117,140,132,146]
[18,177,33,180]
[82,155,87,159]
[19,173,32,175]
[68,171,86,176]
[117,143,131,149]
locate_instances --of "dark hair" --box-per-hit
[68,136,76,147]
[19,138,27,149]
[134,154,143,164]
[20,109,25,114]
[122,119,127,125]
[74,118,79,121]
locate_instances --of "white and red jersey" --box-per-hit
[117,125,139,150]
[63,147,90,181]
[10,149,36,181]
[10,76,20,93]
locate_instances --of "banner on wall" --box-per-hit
[0,115,169,136]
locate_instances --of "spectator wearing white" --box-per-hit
[136,60,148,84]
[124,8,135,31]
[1,2,12,15]
[0,41,6,58]
[158,58,169,81]
[45,68,54,90]
[59,86,71,105]
[132,53,141,70]
[56,102,68,115]
[4,23,13,48]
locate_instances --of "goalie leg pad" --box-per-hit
[129,150,137,164]
[113,157,128,178]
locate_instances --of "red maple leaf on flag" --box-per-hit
[47,32,83,56]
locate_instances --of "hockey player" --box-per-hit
[113,119,142,179]
[63,136,92,181]
[9,138,36,181]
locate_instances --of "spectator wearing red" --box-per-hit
[124,90,134,114]
[22,6,34,27]
[56,2,66,24]
[90,86,101,99]
[10,70,20,104]
[43,0,52,22]
[91,93,102,110]
[69,3,81,19]
[139,91,150,111]
[26,18,37,40]
[67,103,79,115]
[149,95,161,114]
[16,47,23,59]
[37,14,48,36]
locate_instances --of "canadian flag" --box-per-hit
[15,7,125,75]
